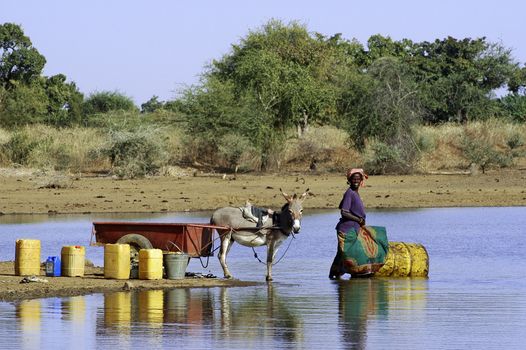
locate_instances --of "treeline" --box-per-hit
[1,21,525,175]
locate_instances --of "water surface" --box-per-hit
[1,207,525,349]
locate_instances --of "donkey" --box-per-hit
[211,189,309,281]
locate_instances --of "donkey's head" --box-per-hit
[280,188,309,234]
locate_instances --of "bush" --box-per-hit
[461,134,511,173]
[103,128,167,178]
[1,130,39,165]
[500,94,526,122]
[83,91,137,116]
[217,134,253,171]
[364,139,410,174]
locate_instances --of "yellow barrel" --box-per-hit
[139,249,163,280]
[61,246,85,277]
[104,244,131,279]
[15,239,41,276]
[375,242,429,277]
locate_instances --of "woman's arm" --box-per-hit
[341,209,365,226]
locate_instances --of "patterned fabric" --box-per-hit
[333,226,389,276]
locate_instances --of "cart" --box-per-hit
[91,222,226,260]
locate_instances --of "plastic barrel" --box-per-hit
[138,249,163,280]
[45,256,61,277]
[61,246,85,277]
[163,252,189,279]
[104,244,131,279]
[375,242,429,277]
[15,239,41,276]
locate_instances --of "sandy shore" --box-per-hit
[1,168,525,301]
[1,169,525,215]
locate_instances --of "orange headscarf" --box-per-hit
[346,168,368,187]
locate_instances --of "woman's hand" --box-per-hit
[358,217,366,226]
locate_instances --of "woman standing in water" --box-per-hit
[329,168,368,280]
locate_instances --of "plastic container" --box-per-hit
[138,249,163,280]
[15,239,41,276]
[375,242,429,277]
[104,244,131,279]
[61,246,85,277]
[45,256,61,277]
[163,252,189,279]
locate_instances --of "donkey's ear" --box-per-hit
[299,188,310,201]
[280,188,292,202]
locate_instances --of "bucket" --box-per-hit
[375,242,429,277]
[15,239,41,276]
[163,252,189,279]
[61,246,85,277]
[45,256,61,277]
[138,249,163,280]
[104,244,130,279]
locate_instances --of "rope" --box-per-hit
[251,232,295,266]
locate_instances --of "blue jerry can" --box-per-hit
[45,256,61,277]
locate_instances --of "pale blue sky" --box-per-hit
[2,0,524,104]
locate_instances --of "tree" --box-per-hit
[44,74,84,126]
[141,95,164,113]
[207,19,341,169]
[407,37,515,122]
[0,80,48,127]
[342,57,422,150]
[83,91,137,115]
[0,23,46,88]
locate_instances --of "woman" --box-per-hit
[329,168,368,280]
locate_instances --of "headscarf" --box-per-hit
[346,168,368,187]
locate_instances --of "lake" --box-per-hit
[1,207,525,349]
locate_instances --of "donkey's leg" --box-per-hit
[219,231,234,279]
[266,241,277,282]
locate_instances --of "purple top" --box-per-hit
[335,187,365,233]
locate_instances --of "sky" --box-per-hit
[2,0,524,105]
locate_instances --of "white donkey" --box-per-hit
[211,189,308,281]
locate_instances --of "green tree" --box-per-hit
[44,74,84,126]
[141,95,164,113]
[207,19,341,169]
[82,91,137,116]
[0,80,48,127]
[342,57,422,151]
[408,37,515,122]
[0,23,46,88]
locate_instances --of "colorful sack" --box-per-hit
[342,226,389,275]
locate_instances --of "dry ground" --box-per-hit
[1,169,525,214]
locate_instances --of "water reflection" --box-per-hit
[337,278,428,349]
[218,284,303,345]
[96,286,303,346]
[17,299,41,350]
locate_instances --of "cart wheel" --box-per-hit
[116,234,153,263]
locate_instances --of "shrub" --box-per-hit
[461,134,511,173]
[1,130,39,165]
[103,128,167,178]
[217,133,253,171]
[83,91,137,116]
[364,139,410,174]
